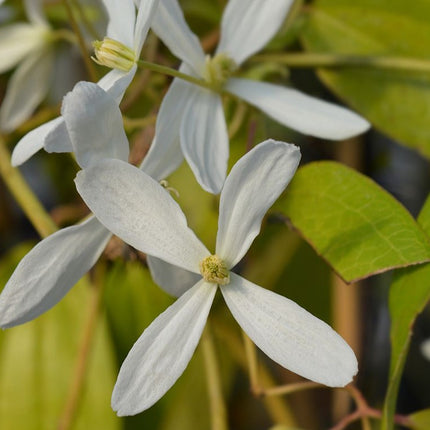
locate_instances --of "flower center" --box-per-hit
[199,255,230,285]
[92,37,135,72]
[203,53,237,90]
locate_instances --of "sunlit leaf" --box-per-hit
[277,162,430,282]
[409,408,430,430]
[301,0,430,158]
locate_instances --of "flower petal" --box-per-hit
[221,274,358,387]
[11,117,64,166]
[139,73,192,180]
[180,88,228,194]
[216,0,293,65]
[133,0,159,54]
[226,78,370,140]
[75,159,210,272]
[152,0,206,75]
[97,66,137,102]
[62,81,129,168]
[112,279,216,415]
[101,0,135,48]
[0,23,47,73]
[0,48,54,132]
[147,255,201,297]
[216,140,300,268]
[0,216,111,328]
[44,118,73,153]
[24,0,48,26]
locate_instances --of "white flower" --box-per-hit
[10,0,159,166]
[0,0,53,131]
[147,0,370,193]
[0,80,179,328]
[75,139,358,416]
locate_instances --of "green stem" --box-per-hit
[251,52,430,74]
[0,137,57,238]
[62,0,98,82]
[201,323,229,430]
[136,59,216,91]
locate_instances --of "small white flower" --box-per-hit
[0,80,179,328]
[148,0,370,193]
[11,0,159,166]
[75,139,358,416]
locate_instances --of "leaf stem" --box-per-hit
[0,137,57,238]
[201,323,229,430]
[251,52,430,74]
[62,0,98,81]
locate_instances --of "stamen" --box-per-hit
[199,255,230,285]
[203,53,237,90]
[92,37,135,72]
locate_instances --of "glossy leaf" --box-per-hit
[382,194,430,429]
[302,0,430,157]
[277,162,430,282]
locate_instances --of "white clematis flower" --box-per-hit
[75,139,358,416]
[0,0,53,131]
[147,0,370,193]
[11,0,159,167]
[0,80,180,328]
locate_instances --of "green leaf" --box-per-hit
[409,408,430,430]
[0,245,120,430]
[276,162,430,282]
[301,0,430,158]
[382,194,430,430]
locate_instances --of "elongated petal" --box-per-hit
[75,159,210,272]
[0,23,47,73]
[221,274,358,387]
[24,0,47,26]
[180,88,228,194]
[227,78,370,140]
[217,0,293,65]
[11,117,64,166]
[0,49,54,132]
[112,279,216,415]
[62,82,129,168]
[152,0,205,75]
[139,74,192,180]
[0,217,111,328]
[44,118,73,153]
[216,140,300,268]
[133,0,159,54]
[101,0,135,47]
[147,255,201,297]
[97,66,137,102]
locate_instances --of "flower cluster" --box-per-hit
[0,0,368,417]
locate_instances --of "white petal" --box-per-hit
[139,74,192,180]
[44,118,73,153]
[152,0,206,75]
[421,338,430,361]
[180,88,228,194]
[217,0,293,65]
[62,82,129,168]
[147,255,201,297]
[0,23,47,73]
[221,274,358,387]
[24,0,48,26]
[227,78,370,140]
[100,0,135,47]
[216,140,300,268]
[0,48,54,132]
[97,66,137,102]
[11,117,64,166]
[112,279,216,415]
[0,217,111,328]
[133,0,159,55]
[75,159,210,272]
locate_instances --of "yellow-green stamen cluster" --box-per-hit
[203,53,237,90]
[92,37,135,72]
[199,255,230,285]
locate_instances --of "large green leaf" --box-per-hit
[276,162,430,282]
[301,0,430,157]
[0,244,120,430]
[409,408,430,430]
[382,195,430,430]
